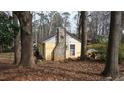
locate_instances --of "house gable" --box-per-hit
[66,34,81,44]
[43,31,80,44]
[43,35,56,43]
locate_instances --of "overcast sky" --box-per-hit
[68,11,78,33]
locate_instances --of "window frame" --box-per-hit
[70,44,75,56]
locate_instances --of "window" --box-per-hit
[70,44,75,56]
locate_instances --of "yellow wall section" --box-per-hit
[75,43,81,58]
[44,42,81,60]
[45,43,56,60]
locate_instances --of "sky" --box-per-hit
[67,11,78,33]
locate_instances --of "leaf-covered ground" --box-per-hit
[0,58,124,81]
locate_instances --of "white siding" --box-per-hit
[43,33,81,60]
[66,34,81,58]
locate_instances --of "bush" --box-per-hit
[95,35,108,44]
[119,43,124,63]
[87,43,124,62]
[87,43,107,62]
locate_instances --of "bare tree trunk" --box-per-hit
[78,12,81,39]
[80,11,87,61]
[49,21,53,36]
[102,12,122,78]
[13,13,21,65]
[121,12,124,42]
[13,31,21,65]
[14,32,21,65]
[15,11,35,67]
[0,45,2,53]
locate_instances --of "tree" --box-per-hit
[0,12,14,52]
[32,11,63,43]
[47,11,57,36]
[102,12,122,78]
[14,11,35,67]
[121,12,124,42]
[62,12,71,31]
[37,12,48,42]
[32,12,38,45]
[50,12,63,35]
[74,12,81,39]
[87,11,110,43]
[12,12,21,65]
[80,11,87,61]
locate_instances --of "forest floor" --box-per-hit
[0,56,124,81]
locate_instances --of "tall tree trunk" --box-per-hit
[13,31,21,65]
[121,12,124,42]
[49,21,53,36]
[102,12,122,78]
[0,45,2,53]
[13,13,21,65]
[15,11,35,67]
[78,12,82,39]
[80,11,87,61]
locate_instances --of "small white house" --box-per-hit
[40,28,81,60]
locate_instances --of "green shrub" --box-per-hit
[95,35,108,44]
[87,43,124,62]
[87,43,107,62]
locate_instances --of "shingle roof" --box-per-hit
[43,31,81,42]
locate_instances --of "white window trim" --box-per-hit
[69,44,76,57]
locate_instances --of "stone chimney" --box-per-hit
[53,27,66,61]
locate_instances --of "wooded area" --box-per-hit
[0,11,124,80]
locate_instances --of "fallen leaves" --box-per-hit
[0,58,104,81]
[0,58,124,81]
